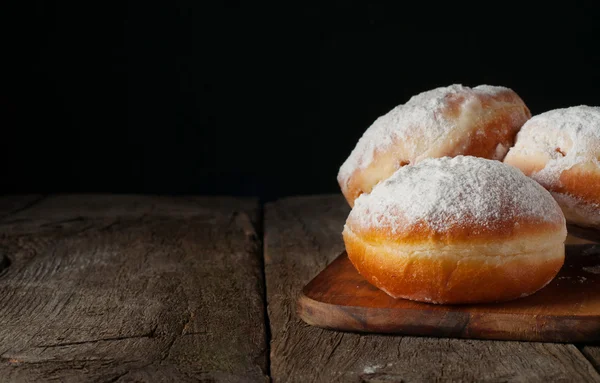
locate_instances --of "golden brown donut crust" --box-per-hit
[343,227,565,304]
[343,200,566,304]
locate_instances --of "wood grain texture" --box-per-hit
[298,247,600,342]
[0,194,268,382]
[264,194,600,383]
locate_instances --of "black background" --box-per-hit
[4,2,600,201]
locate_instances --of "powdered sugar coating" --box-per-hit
[348,156,564,234]
[504,106,600,227]
[507,105,600,186]
[550,192,600,227]
[337,84,513,188]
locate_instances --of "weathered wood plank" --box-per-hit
[0,194,268,382]
[264,194,600,383]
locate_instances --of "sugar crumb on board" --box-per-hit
[557,275,590,283]
[582,264,600,275]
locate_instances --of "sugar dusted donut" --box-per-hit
[338,84,531,207]
[342,156,567,304]
[503,106,600,229]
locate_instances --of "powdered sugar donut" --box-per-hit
[343,156,566,304]
[338,84,531,207]
[503,106,600,229]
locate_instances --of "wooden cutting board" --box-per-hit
[297,229,600,343]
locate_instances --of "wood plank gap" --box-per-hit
[0,252,9,276]
[258,201,273,381]
[579,345,600,373]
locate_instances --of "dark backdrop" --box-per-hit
[4,2,600,201]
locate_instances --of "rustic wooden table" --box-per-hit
[0,194,598,382]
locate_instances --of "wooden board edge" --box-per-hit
[565,234,598,245]
[298,252,600,343]
[297,291,600,343]
[567,224,600,243]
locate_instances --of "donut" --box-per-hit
[503,106,600,229]
[342,156,567,304]
[337,84,531,207]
